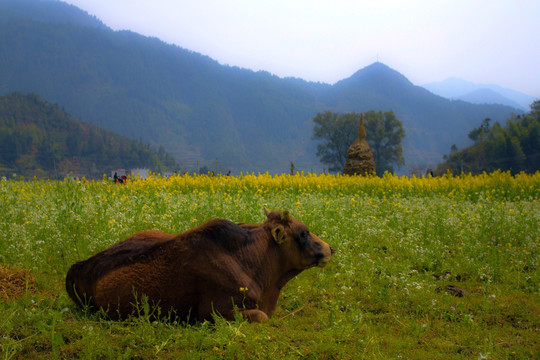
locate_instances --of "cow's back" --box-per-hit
[65,230,175,311]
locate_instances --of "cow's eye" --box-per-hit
[300,231,309,243]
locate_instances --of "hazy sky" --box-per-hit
[63,0,540,97]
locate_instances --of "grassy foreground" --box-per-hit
[0,171,538,359]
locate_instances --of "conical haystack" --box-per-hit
[343,114,376,176]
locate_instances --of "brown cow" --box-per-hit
[66,209,333,322]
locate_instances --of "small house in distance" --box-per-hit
[130,168,150,179]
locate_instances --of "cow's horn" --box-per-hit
[281,210,291,223]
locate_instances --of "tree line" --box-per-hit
[311,102,539,176]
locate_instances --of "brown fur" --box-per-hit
[65,209,333,322]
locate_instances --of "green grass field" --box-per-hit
[1,172,538,359]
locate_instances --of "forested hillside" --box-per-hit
[0,93,178,178]
[436,101,540,174]
[0,0,105,28]
[0,0,523,173]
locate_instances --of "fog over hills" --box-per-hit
[0,0,524,174]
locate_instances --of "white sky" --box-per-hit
[63,0,540,97]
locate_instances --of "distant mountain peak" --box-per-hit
[355,62,407,77]
[363,61,391,70]
[336,62,413,89]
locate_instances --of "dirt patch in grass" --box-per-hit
[0,264,36,300]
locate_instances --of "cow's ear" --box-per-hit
[271,225,287,244]
[264,207,271,217]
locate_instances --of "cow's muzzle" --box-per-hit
[315,246,334,267]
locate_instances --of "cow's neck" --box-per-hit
[243,231,303,314]
[246,230,297,285]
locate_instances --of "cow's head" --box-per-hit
[264,208,334,269]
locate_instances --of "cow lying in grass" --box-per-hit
[66,209,334,322]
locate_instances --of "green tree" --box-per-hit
[312,111,405,174]
[468,118,491,143]
[312,112,358,172]
[363,110,405,175]
[530,99,540,113]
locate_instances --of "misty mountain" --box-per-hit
[423,77,536,111]
[0,0,523,173]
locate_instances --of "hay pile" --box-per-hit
[0,264,36,300]
[343,114,376,176]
